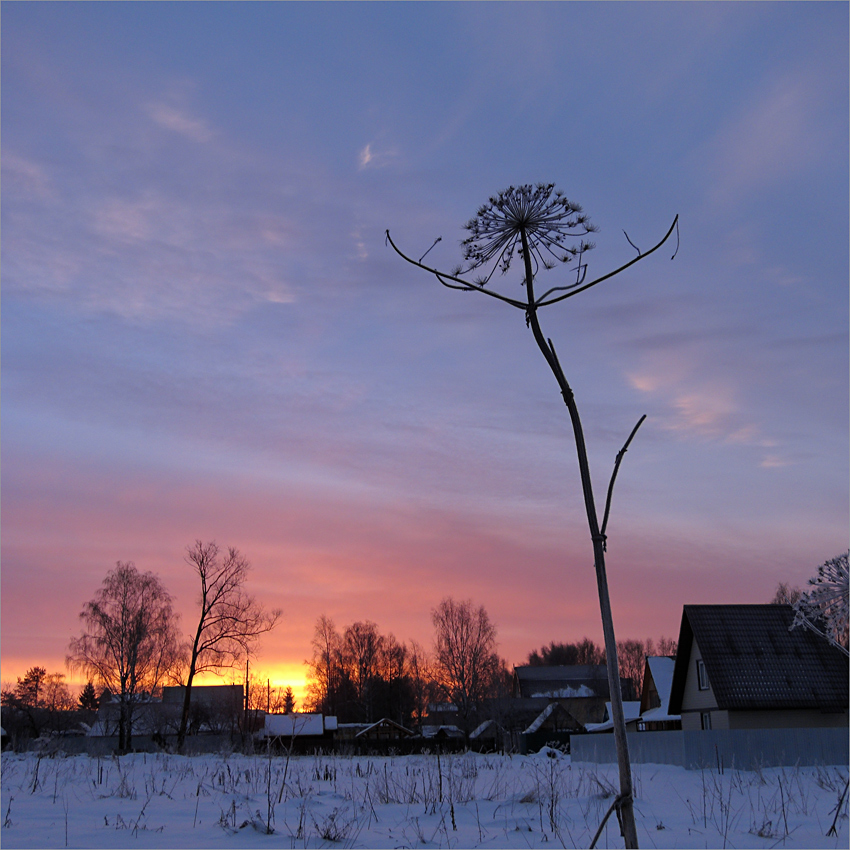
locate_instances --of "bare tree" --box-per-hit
[431,597,501,736]
[177,541,281,751]
[305,614,345,715]
[67,561,182,751]
[655,635,678,657]
[771,581,803,605]
[343,620,384,722]
[389,184,678,847]
[616,640,646,699]
[407,639,431,732]
[792,551,849,657]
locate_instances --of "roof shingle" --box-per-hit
[669,605,848,713]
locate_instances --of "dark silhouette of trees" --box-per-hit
[1,667,76,739]
[388,184,678,847]
[78,681,100,712]
[431,597,501,737]
[177,540,281,751]
[527,638,605,666]
[344,620,383,722]
[282,686,296,714]
[67,561,182,751]
[305,616,421,725]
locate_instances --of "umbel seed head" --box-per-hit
[460,184,598,285]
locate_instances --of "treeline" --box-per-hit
[304,599,511,732]
[1,667,98,741]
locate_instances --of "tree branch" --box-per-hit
[600,415,647,544]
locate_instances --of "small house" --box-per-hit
[637,656,681,731]
[668,604,849,731]
[259,713,336,750]
[355,718,414,741]
[520,702,585,753]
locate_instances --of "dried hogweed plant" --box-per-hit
[388,183,678,849]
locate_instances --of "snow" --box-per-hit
[1,750,846,848]
[585,702,642,733]
[645,657,676,712]
[530,684,596,698]
[261,714,326,738]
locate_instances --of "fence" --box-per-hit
[571,727,850,770]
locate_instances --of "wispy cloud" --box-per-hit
[145,102,215,143]
[1,151,54,200]
[702,71,831,206]
[357,141,398,171]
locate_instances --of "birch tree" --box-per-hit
[388,184,678,847]
[67,561,181,752]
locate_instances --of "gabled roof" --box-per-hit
[355,718,414,738]
[523,702,585,734]
[669,605,849,714]
[469,719,505,739]
[585,701,641,732]
[640,656,679,719]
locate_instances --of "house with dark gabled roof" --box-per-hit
[669,604,848,731]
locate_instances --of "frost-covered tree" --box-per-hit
[389,184,677,848]
[792,551,849,657]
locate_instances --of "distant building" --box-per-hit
[512,664,636,726]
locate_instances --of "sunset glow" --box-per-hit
[2,4,847,704]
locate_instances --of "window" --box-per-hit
[696,659,709,690]
[700,711,712,730]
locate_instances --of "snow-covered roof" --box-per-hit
[470,719,499,739]
[523,702,584,735]
[420,724,464,739]
[262,713,325,738]
[585,701,641,732]
[355,718,414,738]
[524,703,557,734]
[645,657,676,707]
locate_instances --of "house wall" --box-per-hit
[681,709,729,731]
[680,638,718,713]
[728,709,849,730]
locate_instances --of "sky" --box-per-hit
[2,2,848,702]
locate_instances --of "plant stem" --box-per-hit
[521,228,638,848]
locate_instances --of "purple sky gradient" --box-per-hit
[2,3,848,695]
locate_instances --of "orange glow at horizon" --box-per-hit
[2,658,309,710]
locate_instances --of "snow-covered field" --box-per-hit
[1,748,847,848]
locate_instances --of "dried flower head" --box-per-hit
[460,183,598,286]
